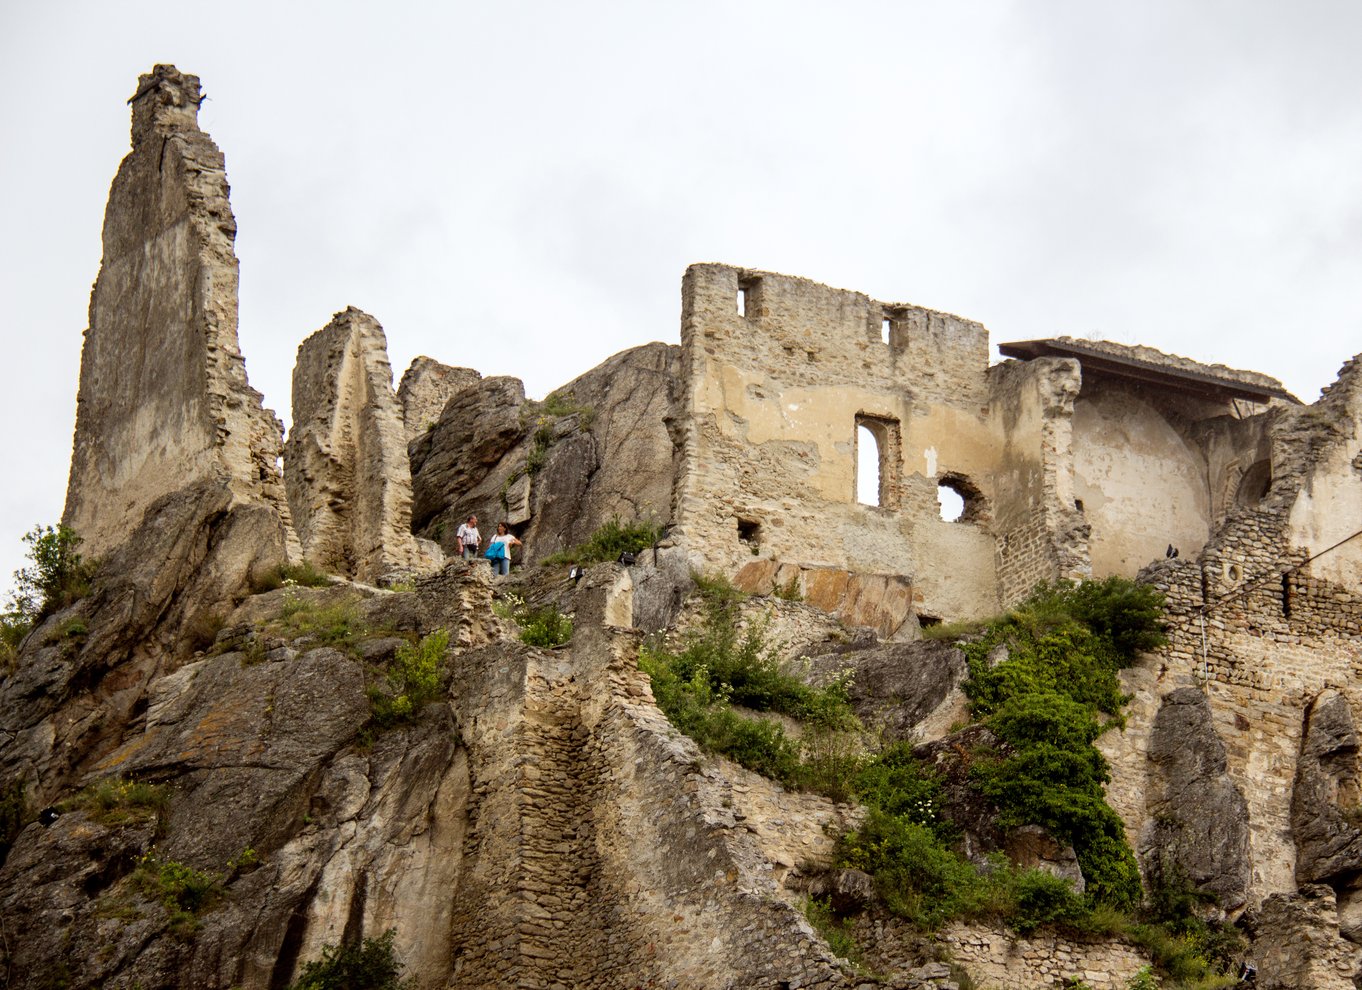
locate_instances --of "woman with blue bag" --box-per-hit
[485,522,522,577]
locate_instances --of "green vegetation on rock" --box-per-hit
[542,516,662,567]
[286,928,413,990]
[639,575,858,794]
[369,630,450,725]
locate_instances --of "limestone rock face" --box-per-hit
[63,64,294,559]
[397,355,482,444]
[410,342,681,564]
[0,479,286,799]
[285,307,427,583]
[1139,687,1251,912]
[1293,690,1362,884]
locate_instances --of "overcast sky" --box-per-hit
[2,0,1360,594]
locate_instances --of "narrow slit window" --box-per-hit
[881,318,891,344]
[737,286,747,317]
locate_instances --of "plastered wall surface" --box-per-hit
[1074,385,1212,577]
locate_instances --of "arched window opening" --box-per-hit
[857,425,881,506]
[1235,460,1272,508]
[856,414,902,509]
[937,473,988,525]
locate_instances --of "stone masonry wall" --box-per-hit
[673,264,1005,622]
[285,307,425,583]
[64,64,295,559]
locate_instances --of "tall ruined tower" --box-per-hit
[63,64,294,558]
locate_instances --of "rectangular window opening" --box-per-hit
[881,318,891,345]
[737,286,747,317]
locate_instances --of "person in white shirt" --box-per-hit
[486,522,522,577]
[455,515,481,562]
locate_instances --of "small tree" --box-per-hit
[7,524,94,623]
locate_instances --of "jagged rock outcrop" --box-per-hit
[805,638,968,742]
[285,307,433,583]
[1293,690,1362,884]
[397,356,482,444]
[410,342,681,562]
[63,65,294,560]
[1139,686,1251,912]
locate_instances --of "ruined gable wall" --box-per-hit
[1098,355,1362,908]
[64,65,293,559]
[673,264,1000,621]
[285,308,422,583]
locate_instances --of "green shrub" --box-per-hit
[957,578,1164,911]
[853,742,953,841]
[542,516,663,566]
[133,852,222,936]
[517,606,573,647]
[287,928,413,990]
[773,573,803,602]
[638,579,862,796]
[837,809,988,929]
[370,630,449,725]
[1008,868,1089,934]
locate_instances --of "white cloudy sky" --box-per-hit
[2,0,1360,593]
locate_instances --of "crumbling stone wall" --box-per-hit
[987,357,1091,604]
[285,307,425,583]
[673,264,1005,622]
[63,65,294,559]
[1099,354,1362,919]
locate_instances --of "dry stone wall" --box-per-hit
[285,307,427,583]
[63,65,294,560]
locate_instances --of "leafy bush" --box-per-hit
[370,630,449,725]
[517,606,573,647]
[133,852,222,935]
[1008,868,1089,934]
[542,516,663,566]
[853,742,953,841]
[287,929,413,990]
[837,810,989,928]
[804,896,859,962]
[957,578,1164,911]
